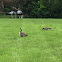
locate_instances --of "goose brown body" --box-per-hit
[19,32,27,37]
[42,27,51,30]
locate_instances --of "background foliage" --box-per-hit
[0,0,62,18]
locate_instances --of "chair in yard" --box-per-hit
[7,11,16,18]
[17,8,23,18]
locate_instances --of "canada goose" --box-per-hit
[19,28,28,37]
[42,27,51,30]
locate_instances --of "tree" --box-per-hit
[0,0,62,18]
[40,0,62,18]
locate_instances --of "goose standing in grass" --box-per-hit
[19,28,28,37]
[42,27,51,30]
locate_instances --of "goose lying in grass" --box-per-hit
[19,28,28,37]
[42,27,51,30]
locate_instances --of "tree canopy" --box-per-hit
[0,0,62,18]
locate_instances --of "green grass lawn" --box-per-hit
[0,18,62,62]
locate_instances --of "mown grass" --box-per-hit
[0,18,62,62]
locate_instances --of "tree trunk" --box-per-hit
[1,1,4,8]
